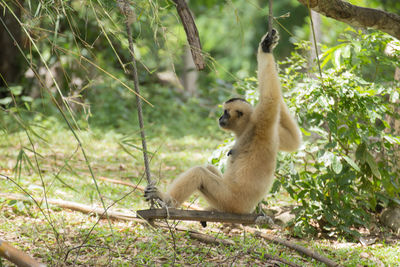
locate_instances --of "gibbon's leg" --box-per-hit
[278,98,302,152]
[166,166,231,209]
[145,165,232,209]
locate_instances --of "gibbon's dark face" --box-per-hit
[219,98,251,131]
[218,109,231,128]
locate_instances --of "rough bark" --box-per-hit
[298,0,400,40]
[173,0,205,70]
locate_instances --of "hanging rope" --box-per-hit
[307,0,324,86]
[268,0,273,36]
[117,1,153,188]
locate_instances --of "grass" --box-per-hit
[0,120,399,266]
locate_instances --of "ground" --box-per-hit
[0,126,399,266]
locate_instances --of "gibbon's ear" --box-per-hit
[236,110,244,118]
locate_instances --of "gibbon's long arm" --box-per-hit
[251,30,282,136]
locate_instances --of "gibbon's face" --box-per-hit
[219,98,252,133]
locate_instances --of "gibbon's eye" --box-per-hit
[236,110,243,118]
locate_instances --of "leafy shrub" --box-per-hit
[210,30,400,238]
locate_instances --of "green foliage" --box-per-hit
[211,30,400,238]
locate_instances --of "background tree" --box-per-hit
[0,1,23,98]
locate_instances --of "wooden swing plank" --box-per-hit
[137,209,261,224]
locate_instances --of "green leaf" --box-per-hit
[21,96,33,102]
[334,49,342,68]
[365,153,381,178]
[355,143,366,164]
[0,97,12,105]
[300,127,311,136]
[10,86,23,95]
[343,155,360,172]
[342,45,351,58]
[332,155,343,174]
[320,151,334,166]
[383,135,400,145]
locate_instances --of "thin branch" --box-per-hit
[298,0,400,39]
[171,226,300,267]
[252,251,301,267]
[245,227,341,267]
[186,231,235,246]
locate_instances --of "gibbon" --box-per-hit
[145,29,301,214]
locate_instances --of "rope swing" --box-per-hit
[134,0,276,226]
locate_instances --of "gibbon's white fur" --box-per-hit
[145,30,301,214]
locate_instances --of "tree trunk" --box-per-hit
[182,45,198,97]
[0,2,23,97]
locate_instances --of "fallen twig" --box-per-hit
[252,251,301,267]
[0,239,45,267]
[184,231,234,247]
[245,227,341,267]
[169,226,299,267]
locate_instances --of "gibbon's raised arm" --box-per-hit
[251,30,282,134]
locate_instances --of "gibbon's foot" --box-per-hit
[144,184,163,203]
[261,29,279,53]
[255,214,274,226]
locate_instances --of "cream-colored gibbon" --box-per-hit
[145,29,301,215]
